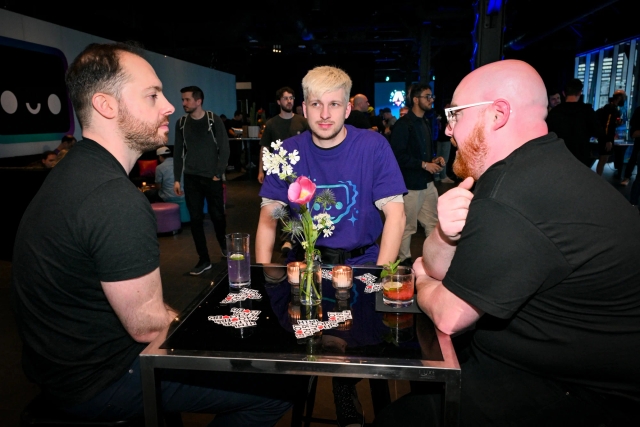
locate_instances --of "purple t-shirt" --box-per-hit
[260,125,406,264]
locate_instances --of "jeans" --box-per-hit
[435,140,451,180]
[61,357,294,427]
[623,138,640,180]
[184,174,227,262]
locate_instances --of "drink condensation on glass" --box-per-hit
[226,233,251,288]
[382,266,415,307]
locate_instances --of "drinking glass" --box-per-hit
[226,233,251,288]
[381,266,415,307]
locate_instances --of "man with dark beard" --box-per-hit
[11,42,292,425]
[374,60,640,426]
[257,87,309,255]
[173,86,230,275]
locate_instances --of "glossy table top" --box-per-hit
[144,265,459,373]
[141,264,461,426]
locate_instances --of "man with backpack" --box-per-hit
[174,86,230,275]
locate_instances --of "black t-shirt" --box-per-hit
[259,114,309,149]
[11,138,159,404]
[345,110,371,129]
[546,102,603,165]
[443,133,640,402]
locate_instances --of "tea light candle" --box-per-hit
[332,265,353,289]
[287,262,306,284]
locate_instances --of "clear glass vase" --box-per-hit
[299,254,322,306]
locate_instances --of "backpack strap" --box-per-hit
[179,112,219,155]
[206,111,219,153]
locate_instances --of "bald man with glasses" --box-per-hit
[376,59,640,427]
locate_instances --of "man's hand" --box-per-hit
[413,256,427,276]
[433,156,446,167]
[212,175,221,181]
[423,161,443,174]
[173,181,182,196]
[437,177,474,242]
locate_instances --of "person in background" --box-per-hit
[173,86,230,276]
[53,134,77,154]
[399,106,409,117]
[344,93,373,130]
[390,82,443,267]
[257,86,309,255]
[546,78,603,168]
[595,90,626,176]
[434,99,455,184]
[375,59,640,427]
[11,41,292,426]
[144,146,185,205]
[41,150,57,168]
[225,110,245,172]
[380,107,396,139]
[620,105,640,186]
[548,90,561,111]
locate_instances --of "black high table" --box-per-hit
[140,265,461,426]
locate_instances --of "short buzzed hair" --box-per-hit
[276,87,295,100]
[408,82,431,107]
[65,42,143,129]
[302,66,352,104]
[181,86,204,102]
[564,79,583,97]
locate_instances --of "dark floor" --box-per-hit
[1,161,635,426]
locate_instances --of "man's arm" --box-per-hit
[173,119,185,196]
[257,146,268,184]
[413,259,483,335]
[101,267,174,343]
[422,177,474,279]
[377,200,405,265]
[255,201,279,264]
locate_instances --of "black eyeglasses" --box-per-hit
[417,94,435,100]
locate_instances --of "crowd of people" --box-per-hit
[10,40,640,427]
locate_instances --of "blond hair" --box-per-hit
[302,66,352,104]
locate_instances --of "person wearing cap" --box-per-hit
[152,146,184,204]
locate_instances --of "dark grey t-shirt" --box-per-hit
[11,138,159,404]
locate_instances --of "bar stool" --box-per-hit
[151,202,181,235]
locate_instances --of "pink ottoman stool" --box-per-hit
[151,202,181,234]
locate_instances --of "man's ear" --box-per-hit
[345,100,352,119]
[92,93,117,120]
[491,99,510,130]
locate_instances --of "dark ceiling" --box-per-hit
[3,0,638,102]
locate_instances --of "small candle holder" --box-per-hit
[332,265,353,300]
[287,261,306,294]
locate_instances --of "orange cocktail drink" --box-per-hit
[381,266,415,308]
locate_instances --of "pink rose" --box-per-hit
[288,176,316,205]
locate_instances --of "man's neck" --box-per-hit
[190,107,206,120]
[82,128,139,174]
[412,105,426,118]
[279,110,294,119]
[565,95,579,102]
[312,126,347,149]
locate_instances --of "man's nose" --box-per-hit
[445,125,453,137]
